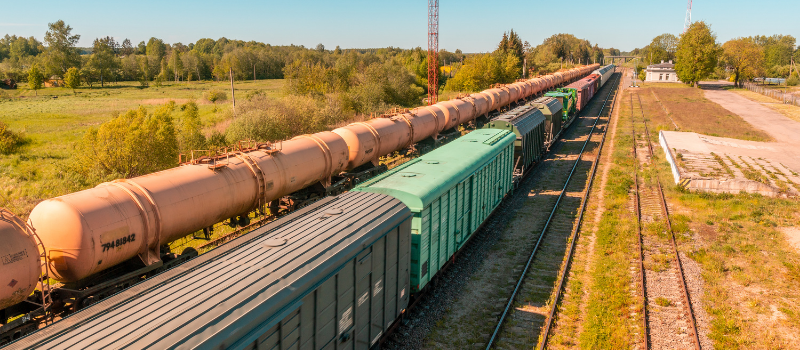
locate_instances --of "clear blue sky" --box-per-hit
[1,0,797,52]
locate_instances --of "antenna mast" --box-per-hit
[428,0,439,105]
[683,0,692,33]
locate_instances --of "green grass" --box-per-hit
[0,79,284,216]
[579,95,637,348]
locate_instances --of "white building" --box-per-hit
[645,60,680,82]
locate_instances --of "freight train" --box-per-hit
[6,72,615,347]
[0,64,613,345]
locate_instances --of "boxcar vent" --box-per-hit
[262,238,287,248]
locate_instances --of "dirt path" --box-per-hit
[701,82,800,144]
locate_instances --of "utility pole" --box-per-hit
[427,0,439,105]
[523,58,527,79]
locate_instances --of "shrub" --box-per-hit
[224,94,350,143]
[787,73,799,86]
[204,89,228,104]
[78,103,179,178]
[0,122,27,154]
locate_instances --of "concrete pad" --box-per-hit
[660,131,800,197]
[701,83,800,144]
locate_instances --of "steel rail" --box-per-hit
[635,92,702,350]
[631,91,650,350]
[536,70,622,349]
[486,71,622,350]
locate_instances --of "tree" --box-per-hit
[675,21,719,87]
[79,103,179,178]
[722,37,763,87]
[91,37,120,87]
[27,64,43,96]
[64,66,81,93]
[120,39,135,56]
[178,102,205,153]
[646,33,679,64]
[42,20,81,76]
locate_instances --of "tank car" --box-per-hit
[0,209,44,345]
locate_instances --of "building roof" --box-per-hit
[647,61,675,69]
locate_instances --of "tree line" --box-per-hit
[445,31,610,93]
[631,24,800,87]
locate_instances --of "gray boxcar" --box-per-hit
[530,96,564,146]
[9,192,411,350]
[591,64,615,87]
[483,104,547,176]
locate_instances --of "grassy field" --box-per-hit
[645,84,772,141]
[0,79,284,215]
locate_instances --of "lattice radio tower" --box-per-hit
[428,0,439,105]
[683,0,692,33]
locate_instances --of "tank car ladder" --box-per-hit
[28,226,53,326]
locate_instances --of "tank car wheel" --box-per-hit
[227,218,238,228]
[237,215,250,227]
[181,247,199,258]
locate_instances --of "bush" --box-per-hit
[204,89,228,104]
[78,103,179,178]
[224,94,350,143]
[444,52,520,92]
[0,122,27,154]
[787,72,799,86]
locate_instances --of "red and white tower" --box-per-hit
[428,0,439,105]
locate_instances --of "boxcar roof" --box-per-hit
[531,96,563,115]
[353,129,515,211]
[9,192,410,350]
[491,105,546,137]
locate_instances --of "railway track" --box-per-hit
[629,91,701,350]
[485,70,622,350]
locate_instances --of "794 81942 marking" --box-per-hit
[101,234,136,252]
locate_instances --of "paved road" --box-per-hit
[701,82,800,145]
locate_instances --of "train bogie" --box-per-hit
[10,192,412,350]
[354,129,515,293]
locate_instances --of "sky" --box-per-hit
[1,0,798,53]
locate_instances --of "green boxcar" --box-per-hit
[483,104,547,176]
[353,129,515,293]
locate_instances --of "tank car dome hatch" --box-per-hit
[0,209,41,310]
